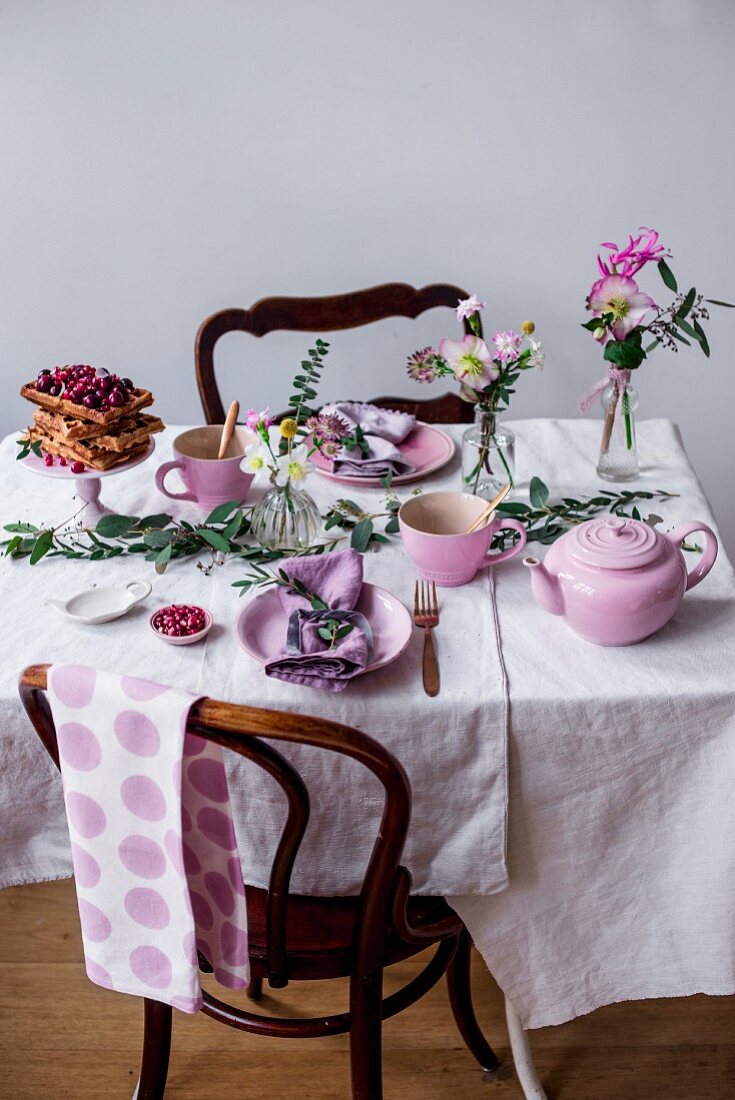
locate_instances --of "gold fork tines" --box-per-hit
[413,579,440,697]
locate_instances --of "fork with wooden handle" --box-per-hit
[414,579,440,697]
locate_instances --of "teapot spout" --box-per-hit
[523,556,564,616]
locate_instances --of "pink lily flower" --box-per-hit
[597,227,671,278]
[438,334,499,390]
[587,274,657,340]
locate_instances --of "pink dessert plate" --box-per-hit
[312,422,455,486]
[234,582,412,675]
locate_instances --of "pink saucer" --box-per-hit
[234,583,412,675]
[313,422,455,486]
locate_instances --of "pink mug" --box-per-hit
[399,491,527,586]
[155,426,257,511]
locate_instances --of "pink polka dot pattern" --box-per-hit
[71,844,101,889]
[120,775,167,821]
[164,830,185,878]
[220,921,248,967]
[48,664,249,1013]
[78,899,112,943]
[114,711,161,757]
[187,758,230,804]
[129,945,172,989]
[58,723,101,772]
[214,967,248,990]
[51,664,96,708]
[118,834,167,879]
[66,792,107,839]
[125,888,171,930]
[121,675,169,702]
[204,872,235,917]
[197,807,238,851]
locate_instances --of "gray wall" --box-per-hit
[2,0,734,551]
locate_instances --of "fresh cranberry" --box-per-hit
[58,455,67,466]
[36,375,52,393]
[108,388,124,407]
[70,460,85,473]
[49,383,62,397]
[37,368,51,378]
[121,377,134,389]
[82,393,99,409]
[43,453,54,467]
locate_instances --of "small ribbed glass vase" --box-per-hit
[250,481,321,550]
[597,381,639,482]
[461,408,515,498]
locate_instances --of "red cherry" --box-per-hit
[71,460,85,473]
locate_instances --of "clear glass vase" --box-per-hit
[250,481,321,550]
[461,408,515,498]
[597,381,639,482]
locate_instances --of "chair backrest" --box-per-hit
[18,664,411,993]
[195,281,482,424]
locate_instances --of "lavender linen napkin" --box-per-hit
[264,549,373,692]
[321,401,417,478]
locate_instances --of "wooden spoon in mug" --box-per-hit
[465,483,512,534]
[217,401,240,459]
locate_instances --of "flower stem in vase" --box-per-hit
[600,384,618,455]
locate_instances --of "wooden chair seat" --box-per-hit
[245,885,457,980]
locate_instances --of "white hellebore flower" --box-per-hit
[241,442,270,474]
[527,339,545,369]
[274,443,314,487]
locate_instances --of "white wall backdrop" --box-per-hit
[2,0,734,550]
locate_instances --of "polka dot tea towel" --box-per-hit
[47,664,249,1013]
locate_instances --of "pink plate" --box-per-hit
[313,422,455,486]
[234,583,413,675]
[21,438,155,480]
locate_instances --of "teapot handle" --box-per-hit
[666,521,718,591]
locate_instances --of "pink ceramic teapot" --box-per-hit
[523,515,718,646]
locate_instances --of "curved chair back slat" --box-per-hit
[18,664,412,996]
[194,281,482,424]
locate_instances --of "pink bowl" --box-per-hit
[149,606,213,646]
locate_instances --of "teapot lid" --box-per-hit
[568,516,662,570]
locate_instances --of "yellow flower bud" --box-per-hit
[520,320,535,335]
[279,417,299,439]
[593,326,606,341]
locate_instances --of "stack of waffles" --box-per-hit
[20,365,164,471]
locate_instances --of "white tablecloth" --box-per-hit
[0,423,509,898]
[449,418,735,1026]
[3,418,735,1030]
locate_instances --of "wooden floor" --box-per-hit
[2,881,734,1099]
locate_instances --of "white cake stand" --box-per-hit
[21,439,156,523]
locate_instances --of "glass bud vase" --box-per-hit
[250,481,321,550]
[597,381,639,482]
[461,408,515,499]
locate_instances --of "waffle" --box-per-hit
[19,382,154,425]
[24,427,150,471]
[33,408,164,449]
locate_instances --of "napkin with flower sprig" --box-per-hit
[264,548,374,691]
[321,402,417,478]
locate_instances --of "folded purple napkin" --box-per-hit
[321,402,417,478]
[264,549,374,692]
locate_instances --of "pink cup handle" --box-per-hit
[666,521,718,590]
[155,459,196,502]
[479,517,528,566]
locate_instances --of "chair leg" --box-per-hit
[246,975,263,1001]
[349,968,384,1100]
[504,995,547,1100]
[446,929,500,1072]
[134,998,172,1100]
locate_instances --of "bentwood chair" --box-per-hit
[194,281,482,426]
[19,664,501,1100]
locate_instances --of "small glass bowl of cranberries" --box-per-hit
[149,604,212,646]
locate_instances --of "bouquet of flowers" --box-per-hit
[406,295,544,494]
[580,228,732,476]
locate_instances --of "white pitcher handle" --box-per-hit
[126,580,152,604]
